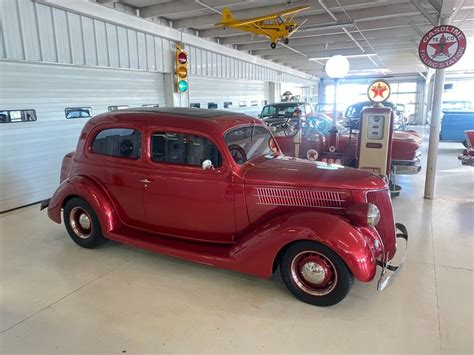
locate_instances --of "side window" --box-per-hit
[208,103,218,109]
[151,132,222,168]
[91,128,141,159]
[224,102,233,108]
[0,109,37,123]
[190,103,201,108]
[65,107,92,119]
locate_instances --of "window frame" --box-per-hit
[88,125,143,161]
[0,109,37,124]
[108,105,129,112]
[145,126,227,173]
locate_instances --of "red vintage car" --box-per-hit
[458,130,474,166]
[42,108,407,306]
[268,111,422,174]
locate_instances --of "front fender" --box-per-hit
[218,212,376,282]
[47,175,120,232]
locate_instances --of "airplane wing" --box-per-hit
[218,5,310,27]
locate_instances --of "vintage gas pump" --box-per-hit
[357,80,399,195]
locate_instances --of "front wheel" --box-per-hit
[64,197,105,249]
[280,241,353,306]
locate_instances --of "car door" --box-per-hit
[86,125,147,229]
[142,127,236,243]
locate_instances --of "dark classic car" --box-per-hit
[458,130,474,166]
[43,108,407,307]
[344,100,407,130]
[260,103,422,174]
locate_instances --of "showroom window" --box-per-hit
[0,109,37,123]
[224,102,233,108]
[190,103,201,108]
[208,103,218,109]
[108,105,129,112]
[91,128,141,159]
[150,132,222,167]
[250,101,258,106]
[239,101,247,107]
[65,107,92,119]
[142,104,160,107]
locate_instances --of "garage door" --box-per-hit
[188,76,269,117]
[0,61,165,212]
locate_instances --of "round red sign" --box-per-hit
[418,25,467,69]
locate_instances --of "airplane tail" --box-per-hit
[217,8,235,25]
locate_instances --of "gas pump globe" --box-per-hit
[322,55,349,164]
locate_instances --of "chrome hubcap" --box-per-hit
[290,251,338,296]
[301,261,327,284]
[69,207,92,239]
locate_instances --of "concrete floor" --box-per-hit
[1,128,473,354]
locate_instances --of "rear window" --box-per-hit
[91,128,141,159]
[0,109,37,123]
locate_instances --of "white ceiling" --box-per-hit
[97,0,474,78]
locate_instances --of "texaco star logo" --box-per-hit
[307,149,318,161]
[419,25,467,69]
[367,80,391,103]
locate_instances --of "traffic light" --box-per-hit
[176,44,188,93]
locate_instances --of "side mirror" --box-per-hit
[202,159,214,171]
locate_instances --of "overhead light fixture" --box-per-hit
[309,53,377,61]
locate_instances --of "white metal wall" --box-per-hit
[188,76,268,117]
[0,61,166,212]
[0,0,314,84]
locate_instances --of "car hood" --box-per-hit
[243,155,386,190]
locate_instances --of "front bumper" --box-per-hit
[392,156,422,175]
[458,154,474,166]
[376,223,408,291]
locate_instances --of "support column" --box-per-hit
[424,17,450,199]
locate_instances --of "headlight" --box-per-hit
[367,203,380,226]
[346,203,380,227]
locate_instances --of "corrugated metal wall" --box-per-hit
[189,76,268,117]
[0,0,311,84]
[0,61,166,212]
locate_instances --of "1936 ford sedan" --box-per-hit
[43,108,407,306]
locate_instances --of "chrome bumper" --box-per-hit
[376,223,408,291]
[392,157,422,175]
[458,154,474,166]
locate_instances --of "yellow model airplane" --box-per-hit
[216,5,310,49]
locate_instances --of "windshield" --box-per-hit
[261,104,301,118]
[224,125,277,164]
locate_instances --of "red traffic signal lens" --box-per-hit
[178,52,187,64]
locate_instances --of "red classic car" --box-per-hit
[42,108,407,307]
[458,130,474,166]
[265,111,422,174]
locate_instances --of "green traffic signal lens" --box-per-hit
[178,79,188,92]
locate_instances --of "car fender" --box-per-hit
[47,175,120,232]
[218,211,376,282]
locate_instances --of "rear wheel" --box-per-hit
[64,197,104,249]
[271,42,276,49]
[280,241,353,306]
[284,38,289,44]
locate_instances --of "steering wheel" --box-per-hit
[228,144,247,164]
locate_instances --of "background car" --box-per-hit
[344,101,407,130]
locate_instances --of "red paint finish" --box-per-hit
[47,108,402,285]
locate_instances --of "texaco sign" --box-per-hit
[418,25,467,69]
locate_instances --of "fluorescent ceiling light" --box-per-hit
[309,53,377,61]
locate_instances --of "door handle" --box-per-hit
[140,179,151,184]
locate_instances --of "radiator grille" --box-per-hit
[255,188,345,209]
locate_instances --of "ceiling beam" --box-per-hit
[410,0,439,25]
[170,0,411,29]
[140,0,264,19]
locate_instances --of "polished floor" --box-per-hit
[1,129,473,354]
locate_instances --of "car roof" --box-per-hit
[88,108,260,135]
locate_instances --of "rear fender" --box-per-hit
[220,211,376,282]
[47,175,120,232]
